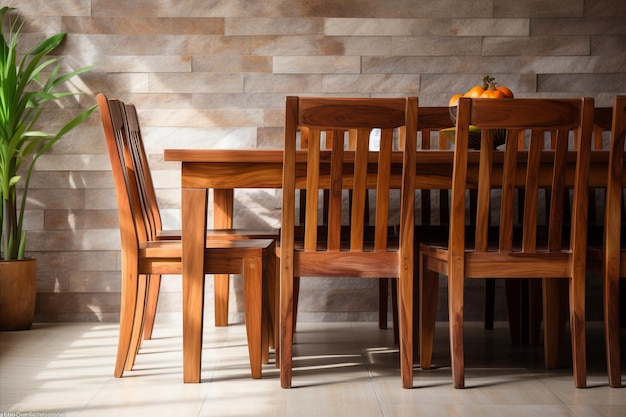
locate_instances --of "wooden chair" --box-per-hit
[279,96,418,388]
[293,107,455,343]
[121,103,278,345]
[587,95,626,387]
[419,96,594,388]
[97,93,275,379]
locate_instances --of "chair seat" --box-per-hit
[156,228,278,240]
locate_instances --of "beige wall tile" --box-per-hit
[273,56,361,74]
[392,36,483,56]
[45,210,120,230]
[483,36,590,56]
[3,0,91,16]
[193,55,272,73]
[493,0,584,18]
[226,17,324,35]
[322,74,421,94]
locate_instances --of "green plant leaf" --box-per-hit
[1,6,94,260]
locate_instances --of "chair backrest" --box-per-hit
[124,103,163,240]
[299,106,453,229]
[604,95,626,276]
[281,96,418,276]
[97,94,154,255]
[452,97,595,264]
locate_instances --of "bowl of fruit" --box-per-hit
[444,75,513,149]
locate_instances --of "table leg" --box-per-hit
[182,187,208,383]
[213,189,234,326]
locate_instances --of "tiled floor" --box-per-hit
[0,320,624,417]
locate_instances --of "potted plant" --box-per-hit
[0,6,95,330]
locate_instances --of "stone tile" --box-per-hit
[193,55,272,73]
[244,74,323,93]
[187,35,252,55]
[392,36,482,56]
[321,74,421,94]
[251,35,346,56]
[538,74,626,93]
[24,188,85,210]
[148,73,244,94]
[139,109,262,129]
[91,55,192,73]
[584,0,626,17]
[531,17,626,35]
[36,154,111,172]
[3,0,91,16]
[226,17,324,35]
[26,229,121,251]
[339,37,392,56]
[483,36,590,56]
[274,56,360,74]
[84,189,118,210]
[44,209,119,230]
[36,292,120,315]
[494,0,584,18]
[33,250,119,272]
[592,35,626,55]
[192,93,285,109]
[62,34,191,57]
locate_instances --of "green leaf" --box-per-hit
[0,7,94,259]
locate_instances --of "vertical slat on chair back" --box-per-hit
[453,97,594,261]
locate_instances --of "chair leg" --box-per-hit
[399,265,413,389]
[379,278,389,329]
[542,278,567,369]
[142,274,161,340]
[125,274,149,371]
[419,262,438,370]
[569,273,587,388]
[528,279,543,345]
[214,274,230,326]
[292,276,300,336]
[392,278,399,344]
[448,269,465,389]
[605,270,622,387]
[280,266,295,388]
[114,265,140,378]
[505,279,524,344]
[484,278,495,330]
[243,254,264,379]
[267,246,278,353]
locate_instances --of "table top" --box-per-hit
[164,148,611,189]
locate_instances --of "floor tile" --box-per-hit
[0,320,624,417]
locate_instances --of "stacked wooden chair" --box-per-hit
[97,94,277,379]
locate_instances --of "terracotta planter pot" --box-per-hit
[0,258,36,331]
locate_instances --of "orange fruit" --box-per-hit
[496,85,514,98]
[448,93,463,107]
[480,89,505,98]
[464,85,484,98]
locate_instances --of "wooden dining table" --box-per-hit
[163,148,611,383]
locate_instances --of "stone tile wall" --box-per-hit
[3,0,624,323]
